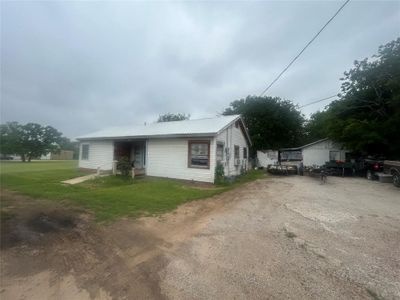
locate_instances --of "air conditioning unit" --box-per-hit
[234,158,241,166]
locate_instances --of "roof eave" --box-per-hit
[76,132,217,141]
[216,115,252,146]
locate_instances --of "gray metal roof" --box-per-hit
[279,138,329,151]
[299,138,329,149]
[77,115,247,141]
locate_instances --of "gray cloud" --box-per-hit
[1,1,399,138]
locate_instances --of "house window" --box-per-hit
[81,144,89,160]
[243,147,248,159]
[234,145,240,159]
[216,143,224,162]
[188,141,210,168]
[329,151,340,161]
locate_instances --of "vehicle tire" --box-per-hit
[393,172,400,188]
[366,170,373,180]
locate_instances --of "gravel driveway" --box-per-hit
[159,176,400,300]
[2,175,399,299]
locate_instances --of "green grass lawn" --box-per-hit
[0,160,265,221]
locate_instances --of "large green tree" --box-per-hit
[157,113,190,122]
[303,110,331,143]
[0,122,63,162]
[306,38,400,158]
[223,96,305,151]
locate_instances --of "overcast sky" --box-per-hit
[1,1,399,138]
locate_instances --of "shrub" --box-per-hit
[116,156,132,177]
[214,162,225,184]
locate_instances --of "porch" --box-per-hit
[114,140,146,176]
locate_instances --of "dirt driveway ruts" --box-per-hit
[1,176,399,299]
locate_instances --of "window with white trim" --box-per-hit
[81,144,89,160]
[243,147,248,159]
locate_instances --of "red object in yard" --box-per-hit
[373,163,379,170]
[336,160,345,164]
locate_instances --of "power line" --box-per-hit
[259,0,351,97]
[299,94,338,108]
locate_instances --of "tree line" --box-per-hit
[162,38,400,159]
[2,38,399,161]
[223,38,400,159]
[0,122,77,161]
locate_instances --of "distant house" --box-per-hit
[257,138,350,169]
[279,138,350,167]
[76,115,251,183]
[256,150,278,168]
[301,139,349,166]
[41,150,74,160]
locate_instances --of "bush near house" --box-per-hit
[116,157,132,177]
[214,162,225,184]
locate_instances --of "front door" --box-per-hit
[133,143,146,169]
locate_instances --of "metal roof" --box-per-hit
[279,138,329,151]
[77,115,246,141]
[299,138,329,149]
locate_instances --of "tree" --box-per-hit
[0,122,24,157]
[157,113,190,122]
[59,137,79,159]
[323,38,400,158]
[223,96,305,151]
[303,110,331,143]
[0,122,63,162]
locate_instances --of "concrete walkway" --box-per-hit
[61,174,99,185]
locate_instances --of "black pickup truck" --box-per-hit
[384,160,400,187]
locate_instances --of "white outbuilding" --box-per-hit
[260,138,351,169]
[300,138,349,167]
[76,115,251,183]
[256,150,278,168]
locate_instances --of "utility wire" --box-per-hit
[259,0,351,97]
[299,94,338,108]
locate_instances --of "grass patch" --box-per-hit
[0,161,265,222]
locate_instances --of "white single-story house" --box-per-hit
[76,115,251,183]
[279,138,350,167]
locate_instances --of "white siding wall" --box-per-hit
[78,140,114,171]
[216,124,249,177]
[257,150,278,168]
[302,140,348,167]
[146,138,216,183]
